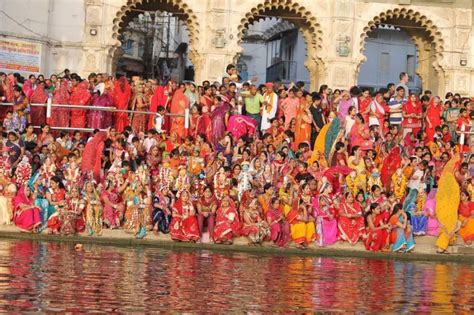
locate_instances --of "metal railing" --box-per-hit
[0,101,189,133]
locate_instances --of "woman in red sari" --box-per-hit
[69,81,90,129]
[358,88,372,124]
[425,96,442,141]
[213,195,241,244]
[29,81,48,127]
[402,93,423,137]
[364,203,391,251]
[170,190,200,242]
[338,192,364,245]
[148,85,167,130]
[114,76,131,132]
[130,84,148,134]
[50,80,70,128]
[13,186,41,232]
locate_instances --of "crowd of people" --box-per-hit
[0,67,473,254]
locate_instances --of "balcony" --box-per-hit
[266,60,297,83]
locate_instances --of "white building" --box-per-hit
[0,0,85,77]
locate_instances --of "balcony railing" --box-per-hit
[266,60,297,83]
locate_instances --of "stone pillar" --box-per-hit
[324,59,360,90]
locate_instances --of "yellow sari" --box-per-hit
[435,156,460,250]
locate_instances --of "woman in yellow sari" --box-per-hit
[435,155,461,253]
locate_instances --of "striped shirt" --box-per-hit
[387,97,406,125]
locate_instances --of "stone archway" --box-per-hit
[110,0,201,79]
[235,0,324,90]
[357,8,446,94]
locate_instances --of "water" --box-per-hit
[0,240,472,312]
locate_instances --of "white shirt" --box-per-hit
[154,113,164,132]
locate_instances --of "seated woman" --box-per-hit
[196,186,217,243]
[266,197,291,247]
[151,185,174,235]
[338,192,364,245]
[170,190,200,242]
[84,180,103,237]
[458,190,474,245]
[313,181,338,246]
[422,189,440,236]
[213,195,241,244]
[364,203,391,251]
[101,179,125,229]
[241,199,270,246]
[44,176,66,234]
[13,186,41,232]
[389,203,415,252]
[61,186,85,235]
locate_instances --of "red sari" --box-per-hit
[425,100,441,141]
[149,86,167,130]
[170,198,200,242]
[113,77,131,132]
[358,96,372,124]
[50,80,70,128]
[402,97,422,134]
[30,85,48,126]
[81,131,107,182]
[213,203,241,242]
[364,214,389,251]
[338,200,364,245]
[266,206,291,247]
[69,81,90,129]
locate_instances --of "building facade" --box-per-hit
[1,0,474,96]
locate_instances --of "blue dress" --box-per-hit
[392,214,416,252]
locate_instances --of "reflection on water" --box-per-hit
[0,240,472,312]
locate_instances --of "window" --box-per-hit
[122,39,134,55]
[407,55,415,82]
[380,52,389,74]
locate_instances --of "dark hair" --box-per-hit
[264,183,273,192]
[364,203,379,226]
[351,145,360,155]
[50,176,65,189]
[391,203,403,217]
[399,72,407,80]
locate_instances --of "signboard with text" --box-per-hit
[0,38,42,75]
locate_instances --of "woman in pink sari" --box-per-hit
[338,192,364,245]
[89,90,114,129]
[101,179,125,229]
[209,100,230,146]
[50,80,70,128]
[227,114,257,141]
[13,186,41,232]
[266,197,291,247]
[314,182,338,246]
[213,195,241,244]
[29,81,48,127]
[349,113,368,148]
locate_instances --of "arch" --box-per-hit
[235,0,325,89]
[111,0,200,65]
[357,7,446,93]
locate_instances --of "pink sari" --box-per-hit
[313,194,338,246]
[213,203,241,242]
[227,115,257,140]
[266,206,291,247]
[13,186,41,231]
[50,80,70,128]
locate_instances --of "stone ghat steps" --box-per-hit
[0,225,472,261]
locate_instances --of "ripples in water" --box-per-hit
[0,240,472,312]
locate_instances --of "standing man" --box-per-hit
[240,84,263,131]
[261,82,278,132]
[396,72,409,99]
[309,93,325,149]
[388,86,405,133]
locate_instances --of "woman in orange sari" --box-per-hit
[458,190,474,244]
[425,96,442,141]
[169,86,189,141]
[70,81,90,129]
[294,95,312,147]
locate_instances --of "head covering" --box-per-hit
[265,82,274,89]
[13,186,32,211]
